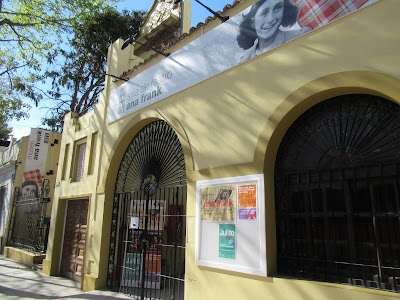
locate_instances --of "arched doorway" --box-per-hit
[275,94,400,292]
[107,120,187,300]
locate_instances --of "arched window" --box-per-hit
[275,94,400,292]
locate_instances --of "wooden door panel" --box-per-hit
[60,199,89,283]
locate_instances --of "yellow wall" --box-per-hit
[44,0,400,298]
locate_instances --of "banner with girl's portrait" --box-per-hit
[109,0,379,123]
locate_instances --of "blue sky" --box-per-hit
[10,0,232,139]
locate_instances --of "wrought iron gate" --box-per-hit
[114,186,186,299]
[8,179,51,253]
[108,120,187,300]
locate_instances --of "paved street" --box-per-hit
[0,255,132,299]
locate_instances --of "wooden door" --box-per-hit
[60,199,89,283]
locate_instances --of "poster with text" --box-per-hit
[238,184,257,220]
[200,185,236,222]
[121,253,142,287]
[144,253,161,289]
[219,224,236,259]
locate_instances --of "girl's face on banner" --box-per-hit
[22,184,37,198]
[253,0,284,41]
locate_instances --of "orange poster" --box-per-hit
[238,184,257,220]
[145,254,162,273]
[238,184,256,208]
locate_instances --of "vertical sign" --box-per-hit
[22,128,51,199]
[219,224,236,259]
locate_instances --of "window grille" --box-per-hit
[275,95,400,293]
[75,143,86,181]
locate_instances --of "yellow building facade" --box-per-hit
[43,0,400,299]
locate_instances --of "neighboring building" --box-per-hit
[43,0,400,300]
[3,129,61,267]
[0,138,19,252]
[0,140,11,151]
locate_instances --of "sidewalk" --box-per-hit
[0,255,132,299]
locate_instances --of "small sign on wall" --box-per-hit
[129,216,139,229]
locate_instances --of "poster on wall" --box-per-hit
[219,224,236,259]
[108,0,378,123]
[200,185,236,222]
[238,184,257,220]
[21,128,51,200]
[196,174,266,276]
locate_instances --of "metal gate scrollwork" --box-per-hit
[275,95,400,293]
[108,120,187,300]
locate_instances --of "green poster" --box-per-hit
[219,224,236,259]
[121,253,142,287]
